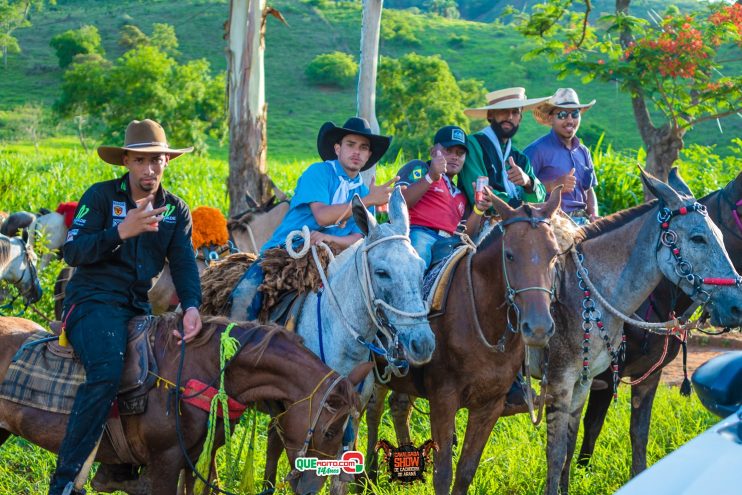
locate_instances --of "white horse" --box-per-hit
[0,232,43,307]
[230,188,436,491]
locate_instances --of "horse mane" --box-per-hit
[160,313,304,364]
[573,200,658,244]
[0,235,12,268]
[476,203,538,251]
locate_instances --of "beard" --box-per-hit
[489,120,519,140]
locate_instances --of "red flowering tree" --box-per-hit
[513,0,741,183]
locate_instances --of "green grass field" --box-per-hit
[0,140,737,494]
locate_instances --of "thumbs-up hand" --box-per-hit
[506,156,530,187]
[429,144,447,181]
[561,168,577,193]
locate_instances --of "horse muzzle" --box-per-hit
[398,325,436,365]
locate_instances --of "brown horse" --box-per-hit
[578,169,742,477]
[365,192,563,495]
[0,314,371,494]
[228,199,289,254]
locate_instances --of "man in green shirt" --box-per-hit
[460,87,549,208]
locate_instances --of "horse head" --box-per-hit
[282,362,373,495]
[0,231,42,305]
[0,211,36,237]
[351,187,435,365]
[641,167,742,327]
[485,189,563,347]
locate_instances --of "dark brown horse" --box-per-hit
[364,191,563,495]
[578,170,742,477]
[0,314,371,494]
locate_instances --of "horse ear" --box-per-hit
[243,191,259,210]
[667,167,693,198]
[21,227,29,244]
[487,189,516,219]
[387,187,410,236]
[347,361,374,386]
[639,167,683,207]
[541,185,564,218]
[351,195,377,236]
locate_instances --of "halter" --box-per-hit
[466,215,556,352]
[656,202,741,303]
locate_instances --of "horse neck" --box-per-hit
[300,241,376,374]
[575,209,664,317]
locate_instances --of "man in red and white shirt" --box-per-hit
[397,125,492,267]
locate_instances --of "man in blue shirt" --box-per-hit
[525,88,599,224]
[230,117,395,320]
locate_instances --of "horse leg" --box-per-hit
[0,428,9,447]
[577,372,613,466]
[451,402,504,495]
[148,447,186,495]
[428,390,458,495]
[365,383,388,482]
[559,383,590,495]
[629,370,662,477]
[389,391,414,445]
[263,425,283,492]
[545,376,576,495]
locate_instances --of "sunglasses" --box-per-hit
[554,109,581,120]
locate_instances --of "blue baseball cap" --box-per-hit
[433,125,467,148]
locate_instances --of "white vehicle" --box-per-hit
[616,351,742,495]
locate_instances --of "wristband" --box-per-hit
[473,205,485,216]
[424,173,434,184]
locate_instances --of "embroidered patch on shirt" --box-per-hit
[409,167,424,181]
[65,229,78,243]
[162,203,177,224]
[112,201,127,217]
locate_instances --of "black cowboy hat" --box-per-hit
[317,117,392,171]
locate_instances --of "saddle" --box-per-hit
[0,316,160,464]
[423,241,474,315]
[263,289,308,332]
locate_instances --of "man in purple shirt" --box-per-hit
[525,88,599,224]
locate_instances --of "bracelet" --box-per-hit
[473,205,485,216]
[424,173,434,184]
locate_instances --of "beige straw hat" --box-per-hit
[464,87,551,119]
[532,88,596,126]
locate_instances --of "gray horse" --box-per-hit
[543,169,742,494]
[244,188,436,492]
[0,232,43,307]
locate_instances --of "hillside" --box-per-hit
[0,0,737,162]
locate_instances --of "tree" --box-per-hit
[0,0,54,68]
[54,41,225,154]
[119,24,148,50]
[305,51,358,87]
[377,53,485,158]
[50,25,104,68]
[426,0,459,19]
[513,1,742,184]
[357,0,383,183]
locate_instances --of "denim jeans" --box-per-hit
[409,226,449,269]
[48,302,138,495]
[230,258,265,321]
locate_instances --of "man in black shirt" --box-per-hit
[49,119,203,494]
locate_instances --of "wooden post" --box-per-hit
[357,0,384,185]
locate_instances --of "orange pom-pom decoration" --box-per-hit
[191,206,229,250]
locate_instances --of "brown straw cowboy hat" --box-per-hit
[317,117,392,171]
[464,87,551,119]
[97,119,194,166]
[532,88,596,126]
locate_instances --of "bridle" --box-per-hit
[466,215,557,353]
[173,324,354,495]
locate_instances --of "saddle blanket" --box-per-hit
[0,330,84,414]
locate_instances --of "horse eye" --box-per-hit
[690,235,706,244]
[505,252,515,262]
[374,268,390,278]
[324,429,337,439]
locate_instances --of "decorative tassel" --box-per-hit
[58,329,69,347]
[194,402,219,495]
[680,340,692,397]
[238,408,258,494]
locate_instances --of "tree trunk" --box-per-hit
[357,0,383,185]
[226,0,271,217]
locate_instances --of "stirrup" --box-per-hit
[61,482,85,495]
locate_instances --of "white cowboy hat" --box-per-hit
[98,119,194,166]
[464,87,551,119]
[532,88,596,126]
